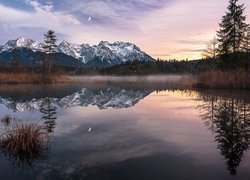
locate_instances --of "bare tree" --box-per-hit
[242,26,250,71]
[243,26,250,52]
[202,37,219,59]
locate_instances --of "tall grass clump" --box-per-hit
[195,69,250,89]
[0,117,51,167]
[1,115,11,127]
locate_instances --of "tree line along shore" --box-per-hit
[0,0,249,89]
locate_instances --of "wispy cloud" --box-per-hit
[0,1,82,41]
[0,0,250,60]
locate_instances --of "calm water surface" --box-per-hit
[0,77,250,180]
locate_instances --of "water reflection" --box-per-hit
[40,97,57,133]
[0,84,156,111]
[0,82,249,179]
[1,115,11,127]
[196,91,250,175]
[0,116,51,168]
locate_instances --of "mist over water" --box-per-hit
[0,78,249,180]
[70,75,192,83]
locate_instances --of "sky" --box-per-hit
[0,0,250,60]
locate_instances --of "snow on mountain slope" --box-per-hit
[57,41,83,60]
[0,37,43,52]
[0,37,155,67]
[57,40,154,65]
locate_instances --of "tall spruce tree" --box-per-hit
[11,49,20,72]
[42,30,57,81]
[217,0,248,55]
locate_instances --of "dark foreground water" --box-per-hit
[0,77,250,180]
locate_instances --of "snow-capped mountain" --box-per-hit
[0,37,155,67]
[57,40,83,60]
[57,40,154,65]
[0,37,43,52]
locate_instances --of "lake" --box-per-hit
[0,76,250,180]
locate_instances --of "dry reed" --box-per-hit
[1,115,11,127]
[194,69,250,89]
[0,118,51,167]
[0,72,71,84]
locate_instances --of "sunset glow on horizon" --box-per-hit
[1,0,250,60]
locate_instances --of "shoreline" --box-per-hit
[0,72,71,84]
[1,72,249,90]
[193,69,250,90]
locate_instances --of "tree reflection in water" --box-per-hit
[0,116,51,168]
[196,92,250,175]
[0,83,249,176]
[40,97,57,133]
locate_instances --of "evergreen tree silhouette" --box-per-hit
[217,0,248,55]
[40,97,57,133]
[42,30,57,82]
[198,94,250,175]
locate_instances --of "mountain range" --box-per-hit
[0,37,154,68]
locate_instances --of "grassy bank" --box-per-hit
[195,69,250,89]
[0,72,71,84]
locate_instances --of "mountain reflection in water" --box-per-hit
[0,77,187,111]
[0,80,249,180]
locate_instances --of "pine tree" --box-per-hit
[217,0,248,55]
[42,30,57,81]
[11,49,21,72]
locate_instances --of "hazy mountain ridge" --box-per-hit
[0,47,83,68]
[0,37,155,67]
